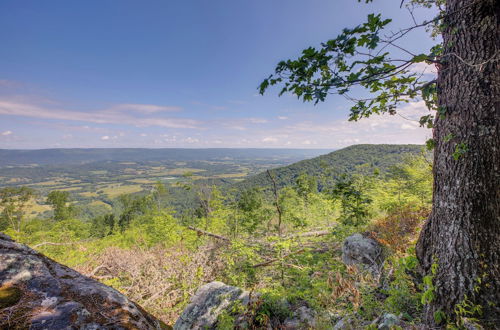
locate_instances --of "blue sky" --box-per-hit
[0,0,437,149]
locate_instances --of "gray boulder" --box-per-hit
[174,281,249,330]
[342,233,384,274]
[282,305,317,329]
[0,233,165,329]
[376,313,399,330]
[333,316,356,329]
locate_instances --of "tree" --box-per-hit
[90,213,115,238]
[260,0,499,326]
[117,194,153,231]
[46,191,76,221]
[330,174,372,226]
[237,187,266,234]
[0,187,36,232]
[151,181,168,211]
[294,172,317,200]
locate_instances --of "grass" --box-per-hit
[26,200,52,214]
[90,170,108,175]
[58,187,82,192]
[165,168,206,175]
[80,191,98,198]
[128,178,156,184]
[213,172,248,178]
[90,200,112,209]
[31,180,62,186]
[100,184,144,198]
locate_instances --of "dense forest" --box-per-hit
[1,144,437,327]
[237,144,424,191]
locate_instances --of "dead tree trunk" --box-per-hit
[416,0,500,326]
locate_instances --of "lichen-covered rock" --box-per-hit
[0,233,166,329]
[175,281,321,329]
[376,313,400,330]
[174,281,249,330]
[342,233,384,274]
[282,305,317,329]
[333,316,356,329]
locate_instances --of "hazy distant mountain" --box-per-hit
[0,148,332,167]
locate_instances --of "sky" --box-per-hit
[0,0,437,149]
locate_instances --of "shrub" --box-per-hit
[370,203,429,252]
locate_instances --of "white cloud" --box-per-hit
[401,123,418,130]
[184,137,199,143]
[109,103,181,113]
[101,135,110,140]
[408,62,438,75]
[1,130,12,136]
[247,118,269,124]
[277,116,288,120]
[262,136,278,143]
[140,133,147,137]
[0,99,198,129]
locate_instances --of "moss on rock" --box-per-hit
[0,285,22,309]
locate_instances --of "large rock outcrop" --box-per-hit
[0,233,166,329]
[175,281,319,329]
[342,233,385,274]
[174,281,249,330]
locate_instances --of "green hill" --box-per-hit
[235,144,425,191]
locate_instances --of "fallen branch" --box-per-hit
[252,249,305,268]
[87,264,113,277]
[32,238,93,249]
[187,226,230,242]
[32,242,74,248]
[252,244,337,268]
[286,230,331,239]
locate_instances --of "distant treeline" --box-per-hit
[0,148,332,166]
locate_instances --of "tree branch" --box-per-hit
[187,226,231,242]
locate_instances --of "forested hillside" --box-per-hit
[237,144,424,191]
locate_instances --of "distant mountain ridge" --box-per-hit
[0,148,332,167]
[235,144,426,190]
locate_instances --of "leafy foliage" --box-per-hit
[46,190,76,221]
[0,187,35,231]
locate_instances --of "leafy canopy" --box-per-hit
[259,1,441,131]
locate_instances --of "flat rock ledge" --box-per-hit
[0,233,166,329]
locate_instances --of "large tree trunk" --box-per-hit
[416,0,500,326]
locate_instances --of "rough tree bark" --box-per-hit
[416,0,500,326]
